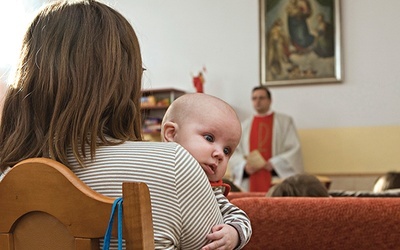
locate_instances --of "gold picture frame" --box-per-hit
[260,0,342,86]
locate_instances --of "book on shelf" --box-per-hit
[143,117,162,133]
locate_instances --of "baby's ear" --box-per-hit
[162,121,177,142]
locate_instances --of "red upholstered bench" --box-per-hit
[231,197,400,250]
[227,192,266,201]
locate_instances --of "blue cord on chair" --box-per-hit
[103,197,123,250]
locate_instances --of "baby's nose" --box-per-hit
[212,149,224,162]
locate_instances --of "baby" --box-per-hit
[161,93,251,250]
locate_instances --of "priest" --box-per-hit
[229,86,304,192]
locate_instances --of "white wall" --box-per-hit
[1,0,400,130]
[111,0,400,129]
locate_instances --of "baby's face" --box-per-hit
[174,112,241,182]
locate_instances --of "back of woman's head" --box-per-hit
[373,172,400,192]
[267,174,329,197]
[0,0,143,170]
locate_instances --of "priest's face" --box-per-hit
[252,89,271,114]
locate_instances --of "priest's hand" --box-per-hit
[245,161,274,175]
[244,164,260,175]
[264,161,274,172]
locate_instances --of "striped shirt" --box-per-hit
[68,141,224,249]
[213,187,252,249]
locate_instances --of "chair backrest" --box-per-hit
[0,158,154,250]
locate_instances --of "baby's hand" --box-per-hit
[201,224,239,250]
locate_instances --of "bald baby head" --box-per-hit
[161,93,241,181]
[162,93,239,127]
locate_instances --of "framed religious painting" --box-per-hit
[260,0,342,86]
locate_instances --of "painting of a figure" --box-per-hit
[260,0,342,86]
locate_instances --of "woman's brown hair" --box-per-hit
[266,174,329,197]
[0,0,143,171]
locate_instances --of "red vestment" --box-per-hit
[249,114,273,192]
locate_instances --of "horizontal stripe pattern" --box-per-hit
[213,187,252,249]
[68,141,224,250]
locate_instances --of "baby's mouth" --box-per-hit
[204,164,217,175]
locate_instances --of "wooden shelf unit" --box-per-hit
[141,88,186,141]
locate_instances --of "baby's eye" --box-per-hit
[223,147,231,156]
[204,134,214,142]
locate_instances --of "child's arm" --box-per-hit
[201,224,239,250]
[203,187,252,249]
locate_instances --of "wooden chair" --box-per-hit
[0,158,154,250]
